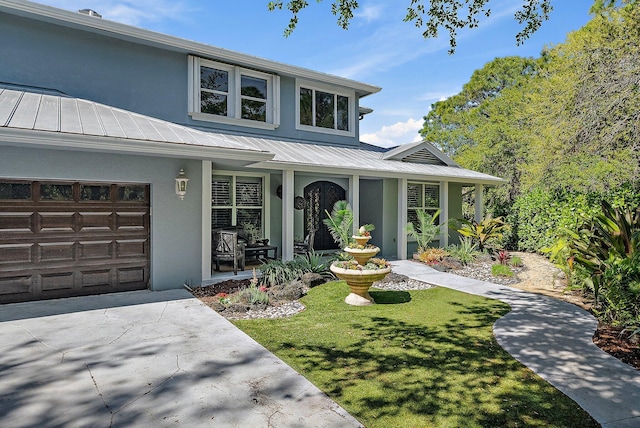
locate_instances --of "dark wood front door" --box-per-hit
[304,181,346,251]
[0,180,150,304]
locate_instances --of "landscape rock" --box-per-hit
[301,272,325,288]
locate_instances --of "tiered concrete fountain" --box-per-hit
[330,232,392,306]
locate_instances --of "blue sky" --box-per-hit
[35,0,593,147]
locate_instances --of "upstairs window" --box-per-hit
[189,56,280,130]
[296,81,355,136]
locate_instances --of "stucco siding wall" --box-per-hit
[1,12,360,147]
[0,145,203,291]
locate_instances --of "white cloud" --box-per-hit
[361,118,423,148]
[419,91,456,103]
[355,4,384,22]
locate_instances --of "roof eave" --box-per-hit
[247,159,506,185]
[0,128,275,164]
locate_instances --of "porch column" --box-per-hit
[398,178,408,259]
[282,169,295,261]
[475,183,484,223]
[440,181,449,247]
[349,175,360,234]
[201,160,212,280]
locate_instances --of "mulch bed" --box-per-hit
[190,277,640,370]
[593,325,640,369]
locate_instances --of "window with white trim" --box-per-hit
[407,182,440,234]
[296,81,355,136]
[189,56,280,130]
[212,174,265,236]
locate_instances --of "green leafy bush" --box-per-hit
[449,215,509,251]
[564,201,640,329]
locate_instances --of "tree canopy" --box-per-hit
[267,0,552,53]
[421,0,640,211]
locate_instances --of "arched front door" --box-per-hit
[304,181,346,251]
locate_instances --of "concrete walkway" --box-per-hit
[0,290,361,428]
[392,260,640,428]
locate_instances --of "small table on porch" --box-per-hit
[244,245,278,261]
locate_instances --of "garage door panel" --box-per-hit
[79,240,113,260]
[78,212,113,231]
[116,239,148,257]
[118,267,146,284]
[0,243,34,265]
[116,212,147,230]
[0,212,35,234]
[39,212,75,232]
[0,180,150,303]
[39,242,75,263]
[40,272,74,291]
[0,275,33,295]
[80,269,111,287]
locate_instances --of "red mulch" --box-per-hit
[190,279,639,370]
[593,325,640,369]
[190,279,251,297]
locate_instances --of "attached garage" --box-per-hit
[0,180,150,303]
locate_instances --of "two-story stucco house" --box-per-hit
[0,0,503,303]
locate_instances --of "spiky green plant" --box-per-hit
[323,200,353,248]
[405,209,441,252]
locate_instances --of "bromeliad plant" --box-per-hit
[332,257,390,271]
[565,201,640,328]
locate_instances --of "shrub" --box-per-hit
[449,215,509,252]
[565,201,640,329]
[491,264,514,277]
[323,200,353,248]
[417,247,449,264]
[509,255,523,267]
[447,237,479,265]
[405,209,442,252]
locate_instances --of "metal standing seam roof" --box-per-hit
[216,133,505,184]
[0,85,503,184]
[0,86,271,157]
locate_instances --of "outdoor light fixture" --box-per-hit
[175,169,189,200]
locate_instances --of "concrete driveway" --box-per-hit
[0,289,361,427]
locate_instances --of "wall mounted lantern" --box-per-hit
[175,169,189,200]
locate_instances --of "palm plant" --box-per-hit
[405,209,442,252]
[323,200,353,248]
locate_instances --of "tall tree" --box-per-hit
[268,0,552,53]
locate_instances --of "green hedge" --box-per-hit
[506,183,640,252]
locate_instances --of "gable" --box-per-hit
[382,141,458,167]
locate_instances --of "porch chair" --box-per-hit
[294,229,316,256]
[212,231,245,274]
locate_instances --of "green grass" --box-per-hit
[234,282,598,427]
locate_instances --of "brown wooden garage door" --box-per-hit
[0,180,150,303]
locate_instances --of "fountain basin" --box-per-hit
[330,264,392,306]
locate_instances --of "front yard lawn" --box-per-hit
[233,281,598,427]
